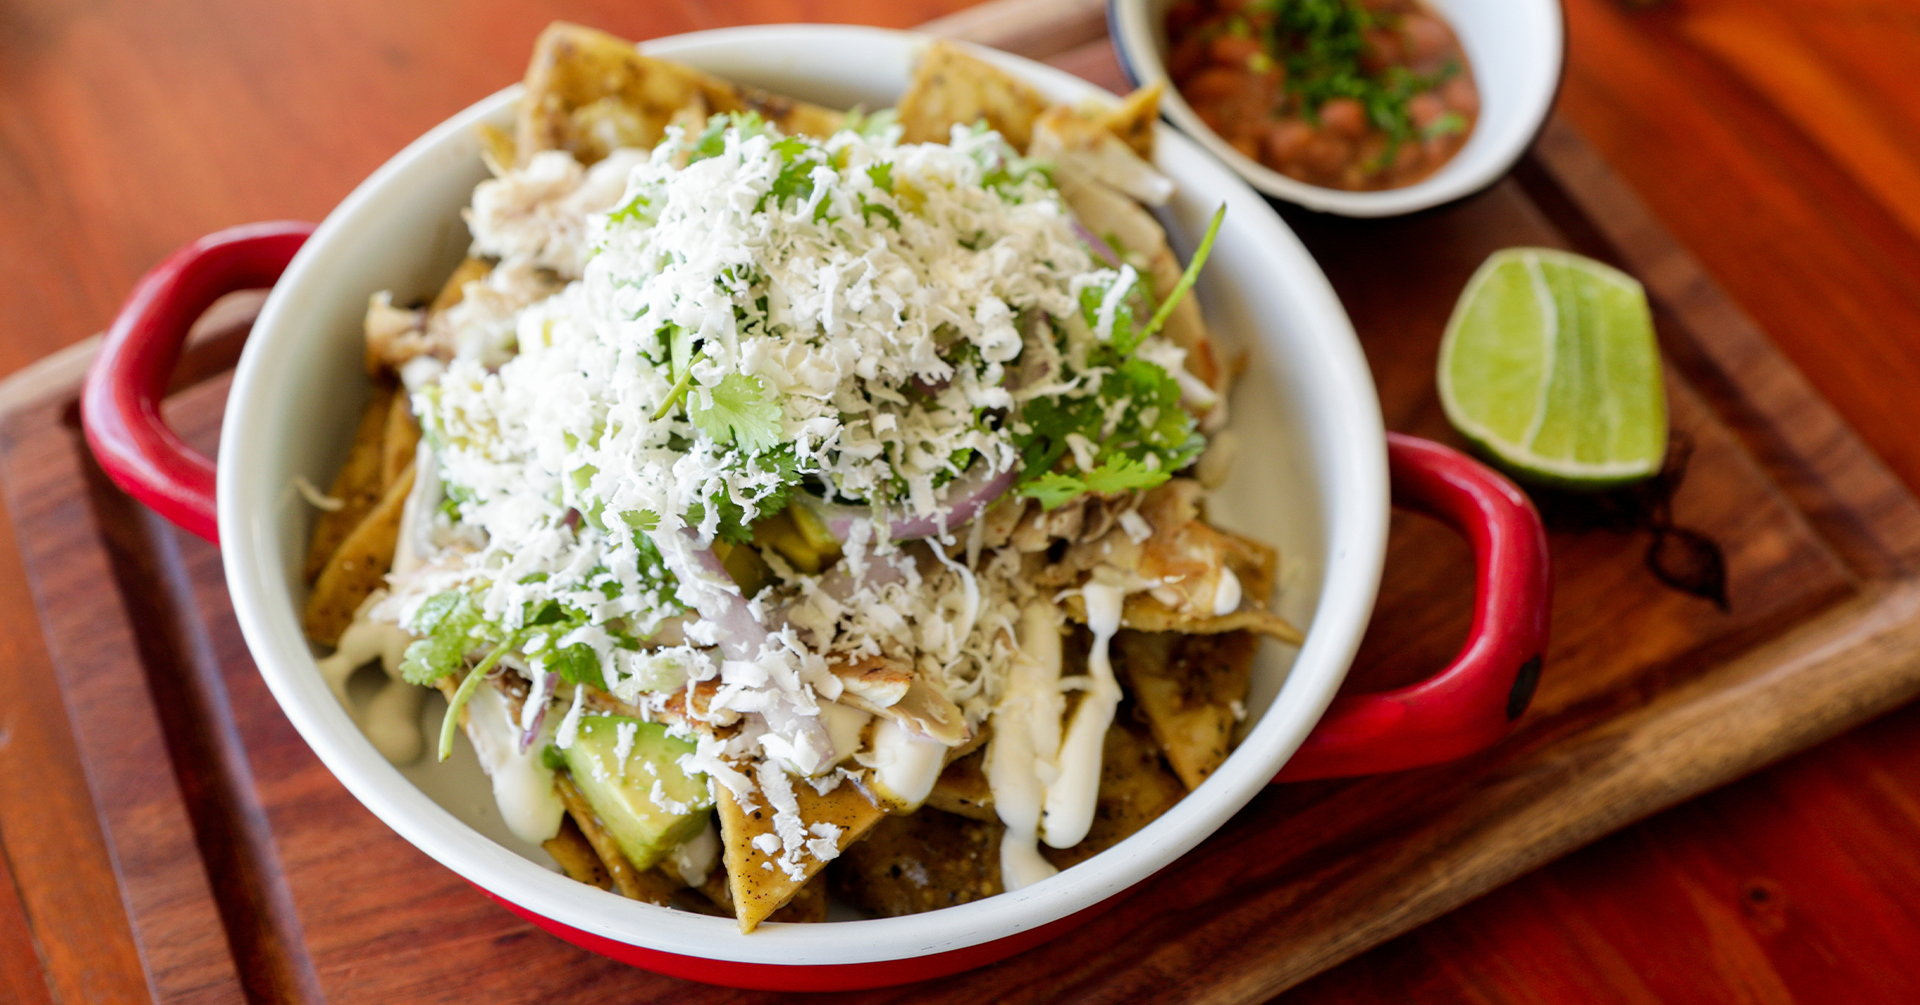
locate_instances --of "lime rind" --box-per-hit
[1438,248,1667,489]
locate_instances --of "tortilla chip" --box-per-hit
[1038,716,1185,870]
[897,41,1049,151]
[1062,526,1303,644]
[517,22,843,167]
[834,668,972,747]
[380,390,420,491]
[1051,167,1218,389]
[544,814,615,891]
[302,462,414,646]
[1114,630,1256,789]
[1030,100,1172,206]
[304,385,395,581]
[695,867,826,923]
[1102,83,1162,160]
[924,746,995,822]
[831,808,1004,917]
[429,256,492,314]
[715,766,885,932]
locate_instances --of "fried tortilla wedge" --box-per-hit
[1050,166,1219,389]
[1061,524,1303,645]
[1030,97,1173,207]
[897,40,1049,151]
[429,256,492,314]
[380,389,420,491]
[715,766,886,932]
[923,746,995,822]
[544,813,616,892]
[303,461,415,646]
[1039,715,1186,870]
[697,866,828,923]
[303,384,396,581]
[1113,630,1256,790]
[1103,83,1162,161]
[831,808,1004,917]
[517,22,844,167]
[832,656,972,747]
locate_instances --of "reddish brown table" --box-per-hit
[6,0,1920,1001]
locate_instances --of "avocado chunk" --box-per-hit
[561,715,713,870]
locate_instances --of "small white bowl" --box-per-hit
[1108,0,1564,217]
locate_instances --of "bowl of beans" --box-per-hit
[1109,0,1564,217]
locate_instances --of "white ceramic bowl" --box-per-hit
[1109,0,1565,216]
[206,24,1386,988]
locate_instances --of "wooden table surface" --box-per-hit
[6,0,1920,1001]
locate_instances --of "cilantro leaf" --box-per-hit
[1078,270,1154,354]
[861,199,901,229]
[843,106,898,139]
[688,372,782,453]
[548,643,606,691]
[683,445,802,544]
[398,591,483,686]
[1017,455,1173,510]
[1019,471,1093,510]
[1084,454,1172,495]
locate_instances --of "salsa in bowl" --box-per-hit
[1110,0,1564,216]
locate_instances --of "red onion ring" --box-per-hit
[517,669,559,754]
[811,461,1017,542]
[1071,219,1123,269]
[661,531,772,664]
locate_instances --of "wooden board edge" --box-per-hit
[1204,577,1920,1003]
[0,290,266,423]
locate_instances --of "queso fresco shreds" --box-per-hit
[407,119,1209,764]
[428,119,1192,625]
[308,30,1304,933]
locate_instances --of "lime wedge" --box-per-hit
[1438,248,1668,489]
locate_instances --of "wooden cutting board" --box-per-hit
[9,1,1920,1001]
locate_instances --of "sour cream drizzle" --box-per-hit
[868,717,949,811]
[988,601,1066,890]
[1040,581,1125,849]
[314,608,424,764]
[462,682,565,845]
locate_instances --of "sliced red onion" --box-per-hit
[517,669,559,754]
[812,462,1017,542]
[659,530,837,765]
[662,530,772,664]
[1072,219,1123,268]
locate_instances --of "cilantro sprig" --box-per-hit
[1011,205,1225,509]
[401,583,648,761]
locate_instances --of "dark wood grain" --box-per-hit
[8,16,1920,996]
[7,0,1920,1002]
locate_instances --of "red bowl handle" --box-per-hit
[1276,432,1551,781]
[80,221,315,546]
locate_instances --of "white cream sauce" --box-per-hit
[987,600,1067,891]
[867,717,949,812]
[314,600,425,764]
[392,439,440,577]
[1213,564,1242,617]
[1040,581,1125,849]
[462,683,565,846]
